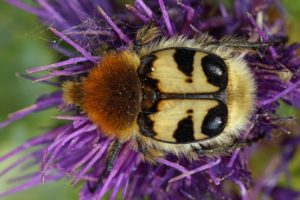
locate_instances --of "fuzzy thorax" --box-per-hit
[63,51,142,140]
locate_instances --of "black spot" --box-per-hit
[186,78,193,83]
[174,48,195,77]
[173,116,195,143]
[202,102,228,137]
[202,54,228,90]
[187,109,193,114]
[138,113,157,137]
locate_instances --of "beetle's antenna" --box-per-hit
[134,22,161,53]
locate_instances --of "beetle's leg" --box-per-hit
[193,134,265,157]
[88,140,122,193]
[136,138,164,163]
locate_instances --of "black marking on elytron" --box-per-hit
[173,115,195,143]
[186,78,193,83]
[138,54,156,81]
[202,102,228,137]
[138,54,159,90]
[138,113,157,137]
[138,54,161,110]
[187,109,193,114]
[202,54,228,91]
[137,89,161,138]
[173,48,195,78]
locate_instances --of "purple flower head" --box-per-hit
[1,0,300,200]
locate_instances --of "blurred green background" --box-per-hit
[0,0,299,200]
[0,1,78,199]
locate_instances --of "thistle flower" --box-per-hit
[1,0,300,200]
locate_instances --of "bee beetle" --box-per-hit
[63,24,266,191]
